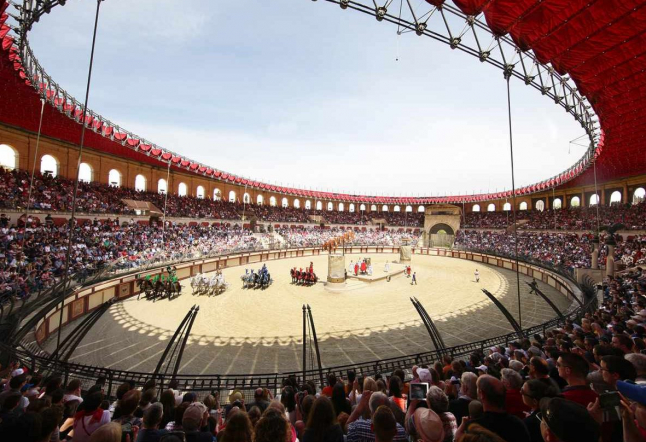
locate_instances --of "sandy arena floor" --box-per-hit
[45,254,572,375]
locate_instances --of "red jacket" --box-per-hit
[562,385,598,407]
[505,389,531,419]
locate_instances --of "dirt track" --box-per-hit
[45,253,572,375]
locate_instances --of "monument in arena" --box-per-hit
[399,242,412,263]
[327,254,346,283]
[423,204,462,248]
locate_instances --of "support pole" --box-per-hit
[172,306,199,378]
[306,305,324,388]
[153,306,194,378]
[302,304,307,383]
[482,289,524,338]
[410,298,441,353]
[415,298,447,351]
[526,281,564,319]
[504,68,523,329]
[55,0,104,364]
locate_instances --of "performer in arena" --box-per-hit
[411,272,417,285]
[354,262,359,276]
[309,262,313,274]
[360,260,367,275]
[474,269,480,283]
[384,261,390,273]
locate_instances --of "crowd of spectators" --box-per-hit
[463,203,646,231]
[455,230,646,271]
[277,228,418,248]
[0,215,267,300]
[2,267,646,442]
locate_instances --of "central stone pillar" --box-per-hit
[399,245,412,263]
[327,254,346,283]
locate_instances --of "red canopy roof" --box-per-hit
[0,0,644,203]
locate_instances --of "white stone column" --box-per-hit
[327,254,346,283]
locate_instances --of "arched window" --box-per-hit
[406,205,413,213]
[134,174,146,191]
[0,144,18,169]
[610,191,622,205]
[360,204,366,211]
[382,205,389,212]
[349,203,355,213]
[257,195,264,205]
[196,185,205,199]
[157,178,167,194]
[338,203,344,212]
[316,201,322,210]
[394,205,401,212]
[553,198,562,210]
[370,204,376,211]
[589,194,599,206]
[40,154,59,177]
[418,206,425,213]
[327,202,334,211]
[472,204,480,212]
[305,200,311,210]
[487,203,496,212]
[570,196,580,208]
[78,162,93,182]
[294,199,300,208]
[108,169,122,187]
[503,202,511,211]
[270,196,277,207]
[243,193,250,203]
[228,190,236,203]
[634,187,645,203]
[519,202,528,211]
[282,197,288,208]
[535,200,545,212]
[178,182,188,197]
[214,189,222,200]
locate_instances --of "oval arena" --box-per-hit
[1,2,646,442]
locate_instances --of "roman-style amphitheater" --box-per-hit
[0,2,645,442]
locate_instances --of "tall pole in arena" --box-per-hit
[55,0,104,363]
[162,158,171,239]
[504,67,522,329]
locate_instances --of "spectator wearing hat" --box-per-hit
[557,353,598,407]
[458,375,530,442]
[500,368,530,420]
[182,403,211,442]
[600,355,638,390]
[412,386,455,442]
[616,380,646,442]
[347,392,407,442]
[136,403,166,442]
[539,397,600,442]
[521,379,559,442]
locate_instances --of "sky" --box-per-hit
[25,0,589,197]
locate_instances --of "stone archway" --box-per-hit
[429,223,455,235]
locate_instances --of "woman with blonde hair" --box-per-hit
[88,422,131,442]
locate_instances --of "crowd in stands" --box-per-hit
[463,203,646,230]
[2,267,646,441]
[278,228,417,248]
[455,230,646,271]
[0,216,267,300]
